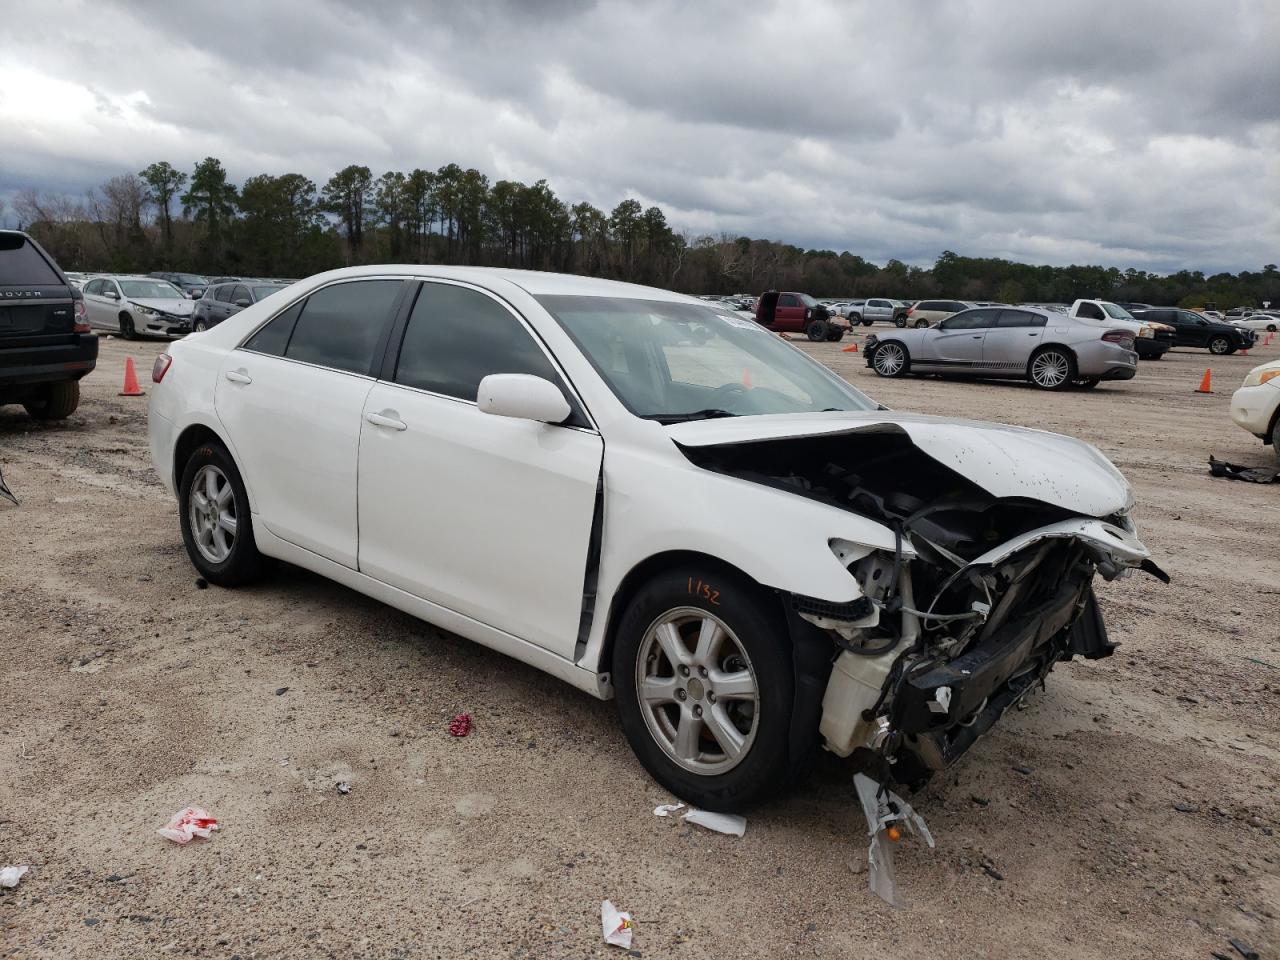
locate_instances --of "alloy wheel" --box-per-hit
[1209,337,1230,354]
[635,607,759,775]
[874,343,905,376]
[188,464,237,564]
[1031,351,1069,388]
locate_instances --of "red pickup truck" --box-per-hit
[755,291,849,341]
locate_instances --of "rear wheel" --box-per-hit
[806,319,830,342]
[612,566,797,811]
[118,313,136,340]
[178,440,265,586]
[1029,347,1076,390]
[23,380,80,420]
[871,340,909,377]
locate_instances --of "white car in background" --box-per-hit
[147,266,1161,811]
[1231,312,1279,333]
[1230,358,1280,461]
[81,275,195,339]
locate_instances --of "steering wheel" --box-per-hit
[706,382,749,409]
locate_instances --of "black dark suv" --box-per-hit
[1130,307,1255,355]
[0,231,98,420]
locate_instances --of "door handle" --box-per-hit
[224,369,252,384]
[365,411,407,431]
[972,335,983,339]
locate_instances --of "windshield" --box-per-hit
[1101,302,1136,320]
[253,284,286,300]
[799,293,821,308]
[536,295,876,422]
[120,280,183,299]
[178,274,208,285]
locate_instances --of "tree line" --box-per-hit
[10,157,1278,309]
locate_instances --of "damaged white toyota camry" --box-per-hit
[149,266,1165,812]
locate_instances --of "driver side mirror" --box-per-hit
[477,374,571,424]
[234,299,252,308]
[105,290,119,300]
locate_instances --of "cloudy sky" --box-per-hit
[1,0,1276,272]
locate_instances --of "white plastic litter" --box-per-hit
[157,807,219,844]
[683,809,747,837]
[1,865,29,889]
[853,772,935,909]
[652,801,746,836]
[600,899,633,948]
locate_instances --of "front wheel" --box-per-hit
[1208,336,1231,355]
[806,319,830,342]
[1029,347,1077,390]
[827,328,845,342]
[894,317,907,327]
[913,318,929,328]
[612,566,798,812]
[871,341,910,377]
[193,318,208,332]
[118,314,136,340]
[178,440,265,586]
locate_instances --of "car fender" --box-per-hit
[577,443,909,677]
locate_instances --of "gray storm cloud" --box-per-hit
[0,0,1276,271]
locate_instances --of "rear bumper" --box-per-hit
[1101,365,1137,381]
[0,335,99,387]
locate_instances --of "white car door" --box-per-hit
[214,278,408,569]
[82,279,116,331]
[357,280,603,659]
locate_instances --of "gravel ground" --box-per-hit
[1,331,1277,960]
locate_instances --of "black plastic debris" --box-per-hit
[0,466,16,506]
[274,687,289,696]
[195,578,209,590]
[1209,456,1280,484]
[1229,937,1259,960]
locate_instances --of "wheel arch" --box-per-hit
[173,423,244,505]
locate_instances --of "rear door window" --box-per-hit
[0,234,60,285]
[393,282,562,403]
[943,309,998,330]
[243,301,304,356]
[996,309,1045,328]
[283,280,403,374]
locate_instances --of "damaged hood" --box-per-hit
[668,411,1133,518]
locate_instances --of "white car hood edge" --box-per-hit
[668,411,1134,519]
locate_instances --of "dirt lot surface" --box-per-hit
[2,332,1278,959]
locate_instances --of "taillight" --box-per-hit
[907,306,915,315]
[152,353,173,383]
[1101,330,1134,349]
[73,299,91,333]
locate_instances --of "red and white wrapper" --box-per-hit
[158,807,219,844]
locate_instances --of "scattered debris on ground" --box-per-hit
[601,900,633,949]
[157,807,219,844]
[448,713,472,737]
[1,865,29,889]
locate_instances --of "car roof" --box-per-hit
[303,265,704,304]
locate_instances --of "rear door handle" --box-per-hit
[366,411,407,431]
[224,370,252,384]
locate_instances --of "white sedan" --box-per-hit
[148,267,1162,810]
[1230,358,1280,460]
[1230,312,1280,333]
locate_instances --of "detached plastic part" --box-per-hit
[853,772,935,908]
[1,865,29,889]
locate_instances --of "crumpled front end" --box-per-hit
[676,420,1166,788]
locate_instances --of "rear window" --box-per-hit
[0,234,61,285]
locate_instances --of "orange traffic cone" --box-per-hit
[120,357,144,397]
[1195,368,1212,394]
[1240,347,1249,356]
[842,342,859,353]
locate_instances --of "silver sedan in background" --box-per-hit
[864,305,1139,390]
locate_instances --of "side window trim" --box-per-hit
[379,278,597,432]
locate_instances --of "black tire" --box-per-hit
[894,316,907,328]
[1208,336,1231,355]
[1267,324,1277,333]
[806,319,829,342]
[23,380,80,420]
[178,440,265,587]
[913,318,929,328]
[871,340,910,377]
[827,328,845,342]
[1028,346,1077,390]
[193,318,208,333]
[612,565,797,812]
[118,313,136,340]
[1271,416,1280,465]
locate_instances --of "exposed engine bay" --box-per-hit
[680,428,1168,790]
